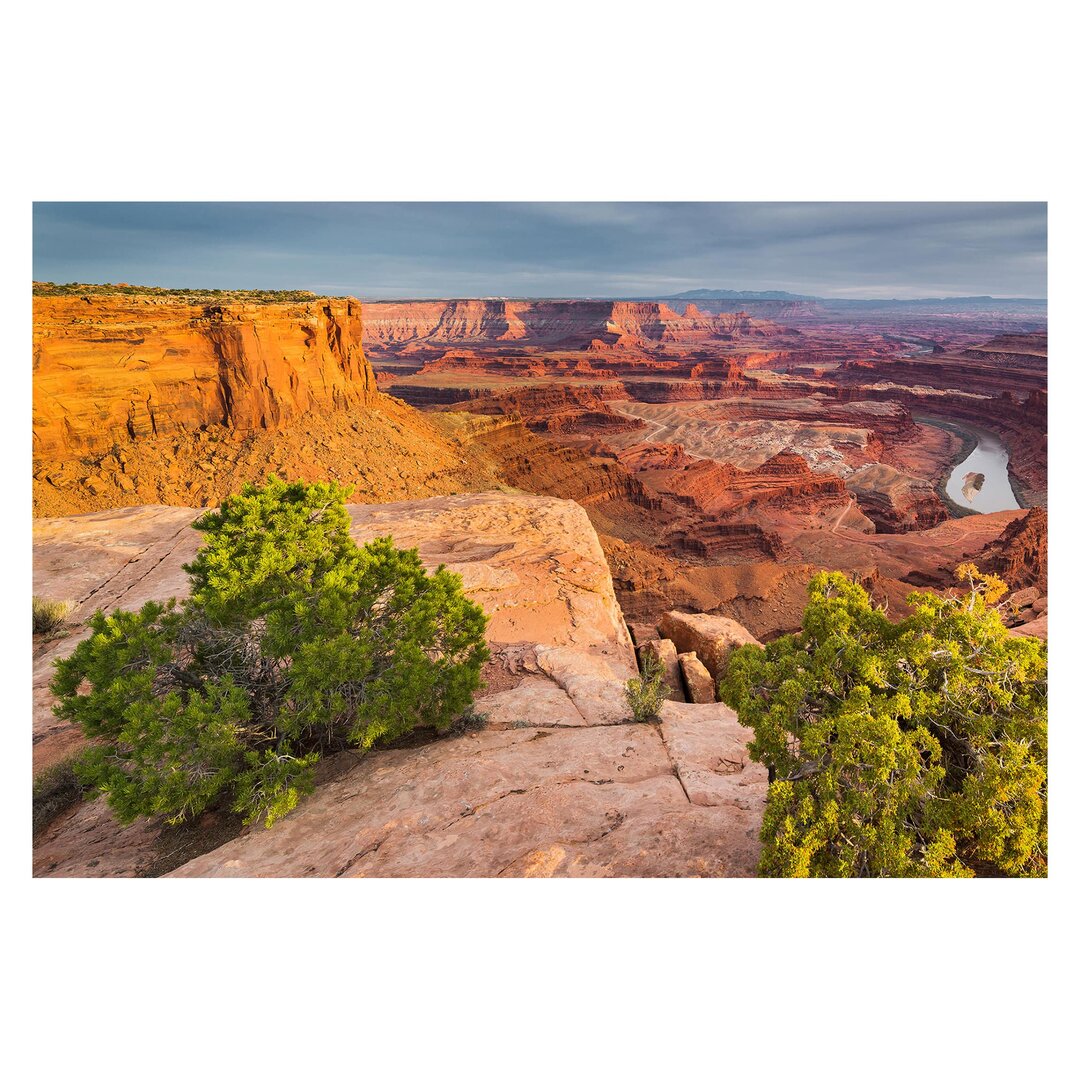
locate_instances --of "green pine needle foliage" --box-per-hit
[719,565,1047,878]
[51,476,490,828]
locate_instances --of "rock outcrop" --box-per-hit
[978,506,1048,592]
[461,416,662,514]
[846,463,948,533]
[361,299,782,354]
[442,383,646,436]
[658,612,762,683]
[31,290,502,517]
[33,293,377,460]
[33,493,767,878]
[643,449,848,518]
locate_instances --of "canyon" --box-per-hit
[358,296,1047,636]
[31,285,1048,876]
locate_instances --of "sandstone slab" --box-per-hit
[477,677,586,728]
[34,492,767,877]
[535,644,637,725]
[169,722,764,878]
[679,652,715,704]
[660,700,768,810]
[33,493,636,771]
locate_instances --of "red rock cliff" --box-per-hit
[33,294,378,460]
[361,299,780,352]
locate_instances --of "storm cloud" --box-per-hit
[32,202,1047,300]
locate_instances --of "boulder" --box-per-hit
[679,652,715,704]
[1011,616,1047,642]
[659,611,762,683]
[1008,586,1040,611]
[637,637,686,702]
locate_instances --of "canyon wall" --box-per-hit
[33,294,378,460]
[30,291,520,517]
[361,299,781,352]
[978,507,1048,593]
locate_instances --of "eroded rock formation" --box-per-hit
[978,506,1048,592]
[31,292,504,516]
[362,299,782,354]
[33,294,377,459]
[846,463,949,533]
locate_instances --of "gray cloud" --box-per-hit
[32,202,1047,299]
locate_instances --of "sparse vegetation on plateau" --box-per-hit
[33,596,73,636]
[720,565,1047,877]
[625,651,671,722]
[33,281,335,304]
[51,476,490,829]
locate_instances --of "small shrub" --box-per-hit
[51,476,490,829]
[625,651,670,722]
[450,708,489,735]
[33,756,90,836]
[33,597,73,635]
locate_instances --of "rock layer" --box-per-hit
[977,506,1048,592]
[362,299,780,353]
[31,292,511,517]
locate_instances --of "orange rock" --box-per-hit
[33,293,376,461]
[977,506,1047,592]
[661,611,762,683]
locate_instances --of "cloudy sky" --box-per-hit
[32,202,1047,299]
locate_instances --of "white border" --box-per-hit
[4,2,1073,1074]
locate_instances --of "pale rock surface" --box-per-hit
[679,652,716,704]
[33,492,766,877]
[534,644,637,725]
[32,493,635,770]
[660,700,767,808]
[659,611,762,682]
[170,723,764,878]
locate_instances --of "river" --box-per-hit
[938,422,1020,513]
[897,335,1023,515]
